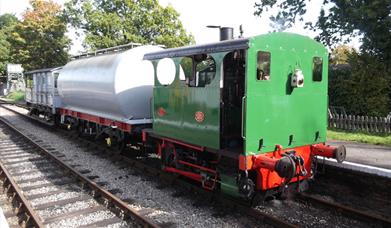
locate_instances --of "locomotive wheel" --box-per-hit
[238,177,255,199]
[163,144,177,168]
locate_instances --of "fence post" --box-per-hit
[328,112,391,134]
[336,114,340,128]
[346,115,349,130]
[328,114,334,128]
[388,118,391,134]
[364,116,369,132]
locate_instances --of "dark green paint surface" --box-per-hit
[153,54,225,149]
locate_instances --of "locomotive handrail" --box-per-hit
[241,95,246,139]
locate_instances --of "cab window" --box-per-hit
[179,57,193,82]
[313,57,323,81]
[184,54,216,87]
[256,51,271,80]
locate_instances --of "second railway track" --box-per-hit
[0,116,159,228]
[1,103,390,228]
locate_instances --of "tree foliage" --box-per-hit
[0,14,19,29]
[254,0,391,65]
[9,0,70,71]
[329,53,390,116]
[329,45,355,65]
[64,0,194,50]
[0,14,19,75]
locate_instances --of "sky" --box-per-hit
[0,0,359,54]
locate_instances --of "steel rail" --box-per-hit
[90,148,298,228]
[3,102,391,227]
[0,162,44,227]
[0,103,55,127]
[298,193,391,228]
[0,115,160,228]
[1,103,299,227]
[118,155,298,228]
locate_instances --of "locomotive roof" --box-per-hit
[25,67,62,75]
[143,38,249,60]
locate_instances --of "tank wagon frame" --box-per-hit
[26,33,346,201]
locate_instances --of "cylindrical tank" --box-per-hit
[58,45,162,123]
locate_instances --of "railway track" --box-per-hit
[297,193,391,227]
[0,103,296,227]
[2,103,391,227]
[0,115,159,227]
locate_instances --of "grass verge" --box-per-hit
[5,91,25,102]
[327,129,391,146]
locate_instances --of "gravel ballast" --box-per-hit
[0,105,371,227]
[0,105,261,227]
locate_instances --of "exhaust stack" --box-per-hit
[220,27,234,41]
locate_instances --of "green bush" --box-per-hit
[329,53,391,116]
[6,90,25,102]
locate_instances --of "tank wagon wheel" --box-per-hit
[115,137,127,153]
[77,122,84,137]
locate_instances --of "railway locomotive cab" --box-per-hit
[143,32,346,200]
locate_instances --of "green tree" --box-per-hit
[0,13,18,29]
[329,53,390,116]
[64,0,194,50]
[0,14,19,75]
[254,0,391,65]
[330,45,355,65]
[9,0,70,71]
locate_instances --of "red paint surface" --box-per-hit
[240,145,313,190]
[59,108,132,132]
[157,107,166,117]
[194,111,204,123]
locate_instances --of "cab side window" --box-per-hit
[180,57,193,83]
[177,54,216,87]
[194,55,216,87]
[313,57,323,82]
[257,51,271,81]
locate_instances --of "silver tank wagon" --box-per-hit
[58,45,162,124]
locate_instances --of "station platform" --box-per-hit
[324,140,391,178]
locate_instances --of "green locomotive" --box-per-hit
[144,32,346,199]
